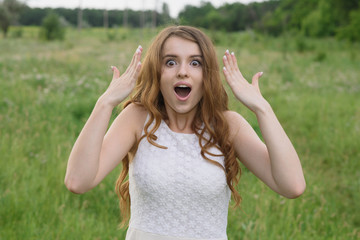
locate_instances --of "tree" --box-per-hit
[39,12,65,40]
[178,2,216,27]
[337,9,360,42]
[0,0,25,37]
[161,2,171,24]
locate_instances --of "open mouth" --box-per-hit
[174,85,191,99]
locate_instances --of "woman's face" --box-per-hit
[160,36,204,116]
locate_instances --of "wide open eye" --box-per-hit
[190,60,201,67]
[166,60,176,67]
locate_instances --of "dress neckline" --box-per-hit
[160,119,197,137]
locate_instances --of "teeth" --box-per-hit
[177,85,189,88]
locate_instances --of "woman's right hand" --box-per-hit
[100,45,143,108]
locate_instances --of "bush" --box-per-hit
[336,9,360,42]
[301,0,336,38]
[106,28,117,41]
[39,13,65,41]
[314,51,327,62]
[10,26,23,38]
[295,35,313,53]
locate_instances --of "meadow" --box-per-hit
[0,26,359,239]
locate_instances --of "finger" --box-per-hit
[222,66,229,78]
[230,51,239,71]
[252,71,263,89]
[226,50,236,70]
[223,66,236,88]
[222,54,230,71]
[222,66,230,82]
[224,50,236,71]
[223,50,234,71]
[134,45,142,63]
[111,66,120,79]
[135,46,143,69]
[134,62,142,78]
[126,45,142,73]
[128,47,142,76]
[223,51,236,74]
[229,51,244,79]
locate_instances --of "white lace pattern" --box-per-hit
[128,118,231,239]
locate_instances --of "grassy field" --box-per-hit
[1,26,359,239]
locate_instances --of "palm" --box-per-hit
[222,50,265,113]
[103,46,142,107]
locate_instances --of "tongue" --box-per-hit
[175,87,191,98]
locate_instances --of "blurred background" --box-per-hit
[1,0,359,239]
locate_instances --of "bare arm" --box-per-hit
[223,50,306,198]
[64,46,143,194]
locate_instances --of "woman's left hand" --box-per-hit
[222,50,267,113]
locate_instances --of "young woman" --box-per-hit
[65,26,305,240]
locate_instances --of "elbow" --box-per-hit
[64,177,88,194]
[285,180,306,199]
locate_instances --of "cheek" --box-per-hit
[159,78,171,97]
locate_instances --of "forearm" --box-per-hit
[65,97,114,193]
[255,102,306,198]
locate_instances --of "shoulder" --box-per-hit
[122,102,148,119]
[223,110,251,141]
[223,110,248,128]
[116,102,148,139]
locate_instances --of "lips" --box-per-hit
[174,83,192,101]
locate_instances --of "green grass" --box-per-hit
[1,26,359,239]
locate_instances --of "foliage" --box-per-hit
[337,9,360,42]
[18,7,174,28]
[0,0,25,37]
[161,2,171,24]
[9,25,22,37]
[301,0,337,37]
[39,12,65,41]
[179,1,279,32]
[258,0,360,41]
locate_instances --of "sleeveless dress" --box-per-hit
[125,117,231,240]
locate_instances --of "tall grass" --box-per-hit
[1,27,359,239]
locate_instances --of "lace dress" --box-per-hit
[125,118,231,240]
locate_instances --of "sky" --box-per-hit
[24,0,264,18]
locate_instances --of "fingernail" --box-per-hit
[223,66,227,71]
[226,49,229,54]
[223,55,227,60]
[231,52,235,56]
[260,72,263,76]
[111,66,114,70]
[138,45,142,49]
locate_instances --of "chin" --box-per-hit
[168,104,199,115]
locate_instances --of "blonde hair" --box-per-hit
[115,26,241,227]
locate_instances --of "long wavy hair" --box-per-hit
[115,26,241,227]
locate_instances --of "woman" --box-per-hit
[65,26,305,240]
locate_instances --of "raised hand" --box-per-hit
[222,50,267,113]
[101,45,143,108]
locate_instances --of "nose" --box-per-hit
[177,63,189,78]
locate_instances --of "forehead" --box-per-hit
[162,36,201,56]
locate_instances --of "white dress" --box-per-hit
[125,117,231,240]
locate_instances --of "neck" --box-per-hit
[164,106,198,134]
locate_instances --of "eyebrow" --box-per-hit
[163,54,203,59]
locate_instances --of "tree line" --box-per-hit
[178,0,360,41]
[18,5,172,28]
[1,0,360,41]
